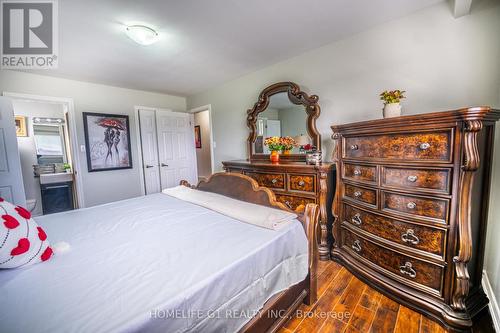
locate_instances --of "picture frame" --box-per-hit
[194,125,202,149]
[15,116,27,137]
[82,112,133,172]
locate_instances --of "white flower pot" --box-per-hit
[383,103,402,118]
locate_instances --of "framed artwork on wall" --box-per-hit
[194,125,202,148]
[82,112,132,172]
[15,116,27,137]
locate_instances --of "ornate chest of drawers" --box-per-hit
[222,160,334,261]
[331,107,500,331]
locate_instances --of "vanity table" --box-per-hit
[222,82,335,260]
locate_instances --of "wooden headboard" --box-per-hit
[180,172,319,305]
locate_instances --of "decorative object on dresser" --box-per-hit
[223,82,335,261]
[331,107,500,331]
[380,89,406,118]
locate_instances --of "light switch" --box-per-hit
[80,145,86,153]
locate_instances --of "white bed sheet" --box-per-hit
[0,193,308,333]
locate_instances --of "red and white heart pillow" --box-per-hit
[0,197,53,269]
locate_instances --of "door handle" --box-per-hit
[145,165,154,168]
[161,163,169,167]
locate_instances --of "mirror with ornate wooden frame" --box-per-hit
[247,82,321,162]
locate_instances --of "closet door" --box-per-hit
[156,110,197,189]
[138,109,161,194]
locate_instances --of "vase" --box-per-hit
[283,149,292,155]
[270,150,280,163]
[383,103,402,118]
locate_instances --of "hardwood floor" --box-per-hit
[278,261,495,333]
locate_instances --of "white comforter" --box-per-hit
[0,193,308,333]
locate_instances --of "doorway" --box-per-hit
[136,107,197,195]
[189,105,214,182]
[3,92,84,215]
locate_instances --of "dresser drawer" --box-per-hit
[275,194,315,213]
[344,183,377,207]
[343,204,446,257]
[343,163,377,184]
[343,130,452,162]
[342,228,444,296]
[382,191,449,223]
[382,166,451,194]
[288,174,316,193]
[245,172,285,190]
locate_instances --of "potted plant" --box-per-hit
[281,136,297,155]
[63,163,72,173]
[380,89,406,118]
[264,136,283,163]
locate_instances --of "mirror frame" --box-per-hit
[247,81,321,161]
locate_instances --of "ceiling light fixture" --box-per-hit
[125,25,159,46]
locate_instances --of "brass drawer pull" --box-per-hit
[407,202,417,209]
[350,144,359,150]
[271,178,278,184]
[399,262,417,278]
[298,180,305,186]
[353,191,362,198]
[284,201,292,209]
[353,169,362,176]
[401,229,420,245]
[352,240,362,252]
[351,213,362,225]
[407,175,418,182]
[419,142,431,150]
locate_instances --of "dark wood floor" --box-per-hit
[278,261,495,333]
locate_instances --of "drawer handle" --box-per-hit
[271,178,278,184]
[352,240,362,252]
[407,202,417,209]
[353,169,362,176]
[353,191,362,198]
[399,262,417,279]
[350,144,359,150]
[351,213,362,225]
[284,201,292,209]
[419,142,431,150]
[407,175,418,182]
[401,229,420,245]
[298,180,305,186]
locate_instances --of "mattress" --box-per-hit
[0,193,308,333]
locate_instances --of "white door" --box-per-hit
[0,97,26,206]
[156,110,197,189]
[264,119,281,154]
[138,109,161,194]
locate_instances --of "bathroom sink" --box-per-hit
[39,173,73,185]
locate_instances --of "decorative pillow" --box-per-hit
[0,197,53,269]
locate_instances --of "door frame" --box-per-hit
[188,104,215,176]
[2,92,85,209]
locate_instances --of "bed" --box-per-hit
[0,173,318,333]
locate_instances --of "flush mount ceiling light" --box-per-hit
[125,25,159,46]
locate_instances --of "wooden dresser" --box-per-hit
[223,160,334,260]
[331,107,500,331]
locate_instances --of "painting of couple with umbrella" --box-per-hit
[83,112,132,172]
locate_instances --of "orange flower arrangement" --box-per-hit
[264,136,297,152]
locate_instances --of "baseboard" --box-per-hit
[482,270,500,332]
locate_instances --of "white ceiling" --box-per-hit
[30,0,444,96]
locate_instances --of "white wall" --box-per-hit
[0,70,186,207]
[194,110,212,180]
[13,100,65,216]
[187,0,500,316]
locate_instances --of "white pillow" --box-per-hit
[163,186,297,230]
[0,197,53,269]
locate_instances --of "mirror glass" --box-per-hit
[33,123,66,164]
[253,92,311,155]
